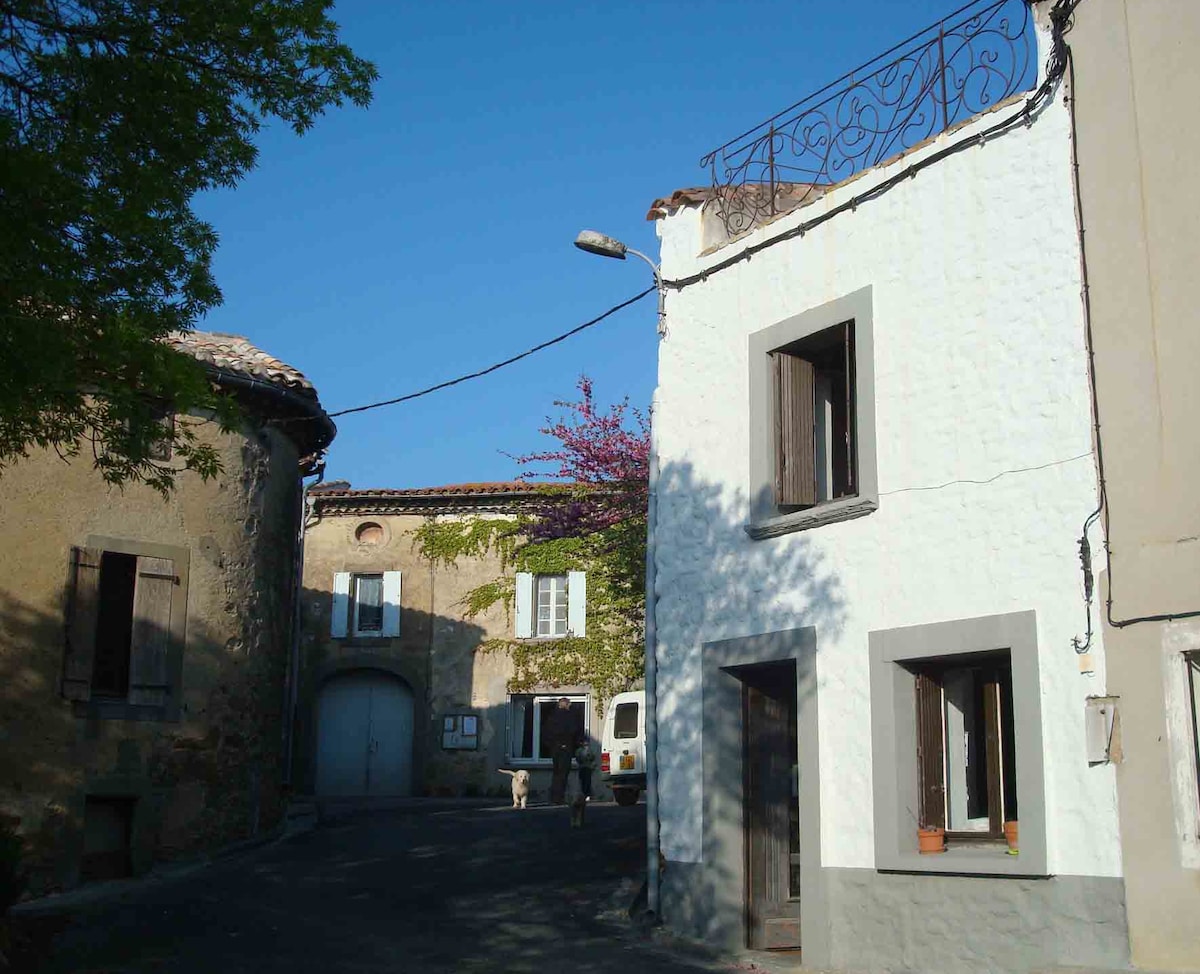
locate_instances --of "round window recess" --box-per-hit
[355,522,385,545]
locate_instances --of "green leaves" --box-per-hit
[0,0,377,490]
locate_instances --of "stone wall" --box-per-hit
[298,508,611,802]
[0,415,302,895]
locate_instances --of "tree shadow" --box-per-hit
[0,584,295,900]
[650,459,847,954]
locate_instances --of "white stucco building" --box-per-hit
[644,2,1128,970]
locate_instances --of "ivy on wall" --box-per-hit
[413,377,649,706]
[414,509,645,706]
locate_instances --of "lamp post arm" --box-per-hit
[625,247,666,337]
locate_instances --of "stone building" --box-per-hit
[642,1,1132,970]
[295,483,613,803]
[1071,2,1200,969]
[0,331,333,894]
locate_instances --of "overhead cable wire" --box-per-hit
[326,286,655,418]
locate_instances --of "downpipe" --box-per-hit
[283,460,324,787]
[645,394,661,916]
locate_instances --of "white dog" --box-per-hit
[498,768,530,809]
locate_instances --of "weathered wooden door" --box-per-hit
[316,671,414,796]
[744,664,801,951]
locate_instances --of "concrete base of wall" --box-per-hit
[662,861,1130,973]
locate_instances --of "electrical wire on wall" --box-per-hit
[1058,0,1200,650]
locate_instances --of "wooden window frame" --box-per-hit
[913,656,1014,842]
[771,321,857,512]
[351,572,385,636]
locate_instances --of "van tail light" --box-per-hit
[600,752,611,773]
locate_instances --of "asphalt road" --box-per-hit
[15,800,755,974]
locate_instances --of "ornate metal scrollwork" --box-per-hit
[700,0,1036,238]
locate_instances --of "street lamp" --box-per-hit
[574,230,665,337]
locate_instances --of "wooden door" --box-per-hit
[317,671,414,797]
[744,664,800,951]
[365,675,414,796]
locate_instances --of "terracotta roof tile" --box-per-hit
[310,481,562,498]
[168,330,317,398]
[645,182,827,221]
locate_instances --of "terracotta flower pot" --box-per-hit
[917,826,946,855]
[1004,820,1019,851]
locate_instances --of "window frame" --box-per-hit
[747,287,878,540]
[506,692,589,766]
[62,536,189,722]
[351,572,385,637]
[913,654,1016,842]
[869,610,1047,875]
[535,573,569,638]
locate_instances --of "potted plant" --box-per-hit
[1004,819,1019,853]
[917,824,946,855]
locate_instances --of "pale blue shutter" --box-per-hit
[515,572,533,638]
[331,572,351,638]
[567,571,586,636]
[381,571,402,637]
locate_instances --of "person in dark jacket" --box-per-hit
[543,697,578,805]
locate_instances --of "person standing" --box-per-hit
[543,697,577,805]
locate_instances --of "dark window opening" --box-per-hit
[81,796,135,881]
[92,552,136,698]
[912,651,1016,840]
[613,702,639,739]
[771,320,856,509]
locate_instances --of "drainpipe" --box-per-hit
[284,459,325,788]
[645,393,662,915]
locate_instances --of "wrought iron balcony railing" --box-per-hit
[700,0,1037,238]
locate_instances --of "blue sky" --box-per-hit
[193,0,981,489]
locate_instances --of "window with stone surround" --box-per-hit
[869,610,1047,875]
[747,287,878,539]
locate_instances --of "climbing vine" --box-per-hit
[413,378,648,706]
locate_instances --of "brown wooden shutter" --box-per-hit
[63,546,103,701]
[843,322,857,495]
[983,674,1004,834]
[127,556,175,707]
[774,352,816,507]
[915,671,946,829]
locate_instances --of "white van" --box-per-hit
[601,690,645,806]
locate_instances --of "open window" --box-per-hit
[913,652,1017,840]
[771,321,856,509]
[507,693,588,764]
[62,541,188,719]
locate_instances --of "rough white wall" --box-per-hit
[652,79,1121,877]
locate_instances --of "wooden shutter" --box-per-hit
[381,571,402,637]
[915,671,946,829]
[127,556,175,707]
[774,352,816,507]
[843,322,857,495]
[567,571,587,636]
[514,572,533,638]
[983,675,1003,834]
[331,572,351,638]
[63,546,103,702]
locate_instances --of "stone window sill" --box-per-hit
[72,699,174,722]
[745,495,878,540]
[878,843,1047,878]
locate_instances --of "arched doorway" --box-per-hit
[316,670,414,796]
